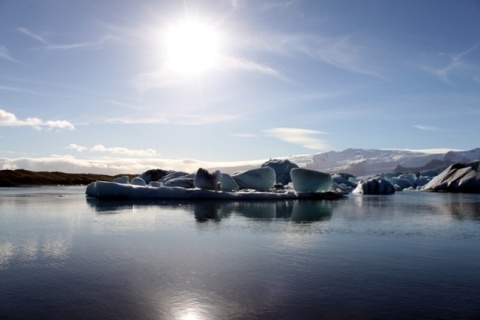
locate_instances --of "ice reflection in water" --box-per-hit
[1,189,480,319]
[87,198,336,223]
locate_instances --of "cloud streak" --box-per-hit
[67,144,157,157]
[414,125,439,131]
[0,45,23,64]
[264,127,329,150]
[426,42,480,83]
[0,109,74,130]
[239,32,386,79]
[18,27,49,44]
[44,35,116,50]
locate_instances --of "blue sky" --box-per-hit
[1,0,480,173]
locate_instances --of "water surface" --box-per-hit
[1,187,479,319]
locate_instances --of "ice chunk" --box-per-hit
[422,160,480,192]
[194,168,222,190]
[162,177,194,188]
[261,159,299,185]
[113,176,129,184]
[221,173,239,191]
[290,168,332,193]
[232,167,276,191]
[138,169,170,184]
[131,177,146,186]
[85,181,97,196]
[353,178,395,194]
[149,181,162,187]
[158,171,191,183]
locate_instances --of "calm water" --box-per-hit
[1,187,480,320]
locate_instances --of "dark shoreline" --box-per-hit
[0,169,137,187]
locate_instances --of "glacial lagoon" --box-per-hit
[1,187,480,319]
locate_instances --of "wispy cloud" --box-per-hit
[414,125,439,131]
[18,27,49,44]
[171,113,239,125]
[264,127,329,150]
[0,109,74,130]
[44,35,116,50]
[0,45,23,64]
[67,143,156,157]
[131,67,181,93]
[231,133,256,138]
[260,0,297,11]
[426,42,480,83]
[131,55,288,94]
[239,32,386,79]
[220,56,289,81]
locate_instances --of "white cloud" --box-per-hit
[66,144,88,152]
[264,127,329,150]
[45,120,75,130]
[414,125,439,131]
[0,109,74,130]
[69,143,157,157]
[0,156,265,175]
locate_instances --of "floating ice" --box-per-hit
[353,178,395,195]
[422,160,480,192]
[221,173,239,191]
[232,167,276,191]
[85,166,346,200]
[261,159,299,185]
[138,169,169,184]
[113,176,129,184]
[162,177,194,188]
[194,168,222,190]
[290,168,332,193]
[131,177,146,186]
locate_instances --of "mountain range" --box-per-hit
[280,148,480,177]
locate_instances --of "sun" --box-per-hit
[165,20,220,75]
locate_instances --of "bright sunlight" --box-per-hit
[165,20,220,75]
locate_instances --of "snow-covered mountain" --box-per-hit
[287,148,480,176]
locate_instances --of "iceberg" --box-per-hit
[353,178,395,195]
[422,160,480,193]
[86,166,345,200]
[261,159,299,185]
[194,168,222,190]
[232,167,276,191]
[290,168,332,193]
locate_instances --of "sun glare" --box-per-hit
[165,20,220,75]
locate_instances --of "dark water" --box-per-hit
[1,187,480,320]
